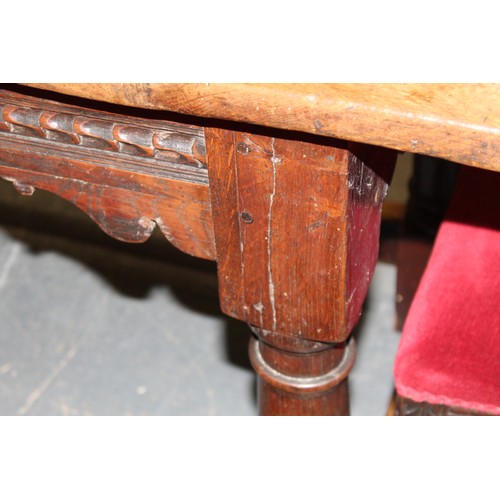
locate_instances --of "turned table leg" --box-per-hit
[249,328,355,415]
[206,127,396,416]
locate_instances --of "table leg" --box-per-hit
[205,127,396,415]
[249,327,355,415]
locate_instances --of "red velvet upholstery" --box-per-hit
[394,166,500,415]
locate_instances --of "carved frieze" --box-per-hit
[0,90,208,184]
[0,88,215,259]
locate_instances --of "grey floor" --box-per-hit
[0,179,402,416]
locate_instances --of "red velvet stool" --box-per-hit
[394,166,500,416]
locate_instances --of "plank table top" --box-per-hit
[26,83,500,172]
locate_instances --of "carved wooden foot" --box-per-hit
[395,396,493,416]
[249,327,355,416]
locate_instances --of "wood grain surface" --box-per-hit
[24,83,500,171]
[206,126,396,341]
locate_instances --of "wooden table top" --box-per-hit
[25,83,500,172]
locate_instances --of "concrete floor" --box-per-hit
[0,177,402,416]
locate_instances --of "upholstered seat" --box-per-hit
[394,166,500,415]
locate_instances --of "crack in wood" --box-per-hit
[267,138,280,332]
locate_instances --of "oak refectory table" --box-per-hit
[0,83,498,415]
